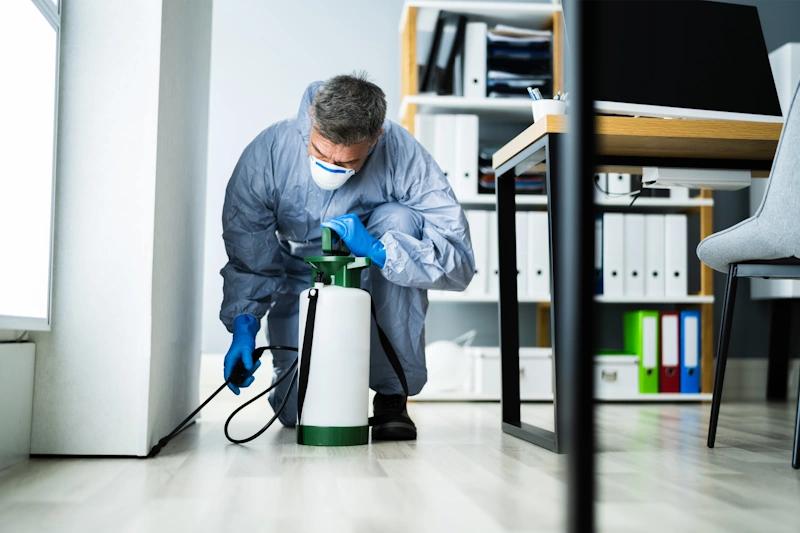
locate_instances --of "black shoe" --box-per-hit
[371,393,417,441]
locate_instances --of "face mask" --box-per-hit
[308,154,356,190]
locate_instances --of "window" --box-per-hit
[0,0,60,330]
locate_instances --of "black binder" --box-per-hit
[419,12,467,95]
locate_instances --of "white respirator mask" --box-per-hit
[308,154,356,191]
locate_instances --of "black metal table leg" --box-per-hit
[793,372,800,469]
[497,164,521,430]
[496,136,560,451]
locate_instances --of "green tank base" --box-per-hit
[296,425,369,446]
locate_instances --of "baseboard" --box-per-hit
[721,358,800,401]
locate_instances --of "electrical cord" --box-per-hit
[593,177,643,199]
[147,345,299,458]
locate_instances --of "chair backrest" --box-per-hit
[753,76,800,255]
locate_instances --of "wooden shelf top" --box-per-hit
[400,1,560,33]
[492,115,783,170]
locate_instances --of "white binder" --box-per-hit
[527,211,550,298]
[607,173,632,195]
[516,212,528,298]
[602,213,624,297]
[465,210,489,295]
[413,114,436,155]
[623,214,645,297]
[453,114,479,200]
[664,214,688,296]
[644,214,666,297]
[487,212,499,296]
[463,22,488,98]
[433,114,457,193]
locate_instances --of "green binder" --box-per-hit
[624,311,660,394]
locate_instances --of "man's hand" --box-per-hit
[322,214,387,268]
[224,314,262,394]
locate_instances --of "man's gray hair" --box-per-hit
[311,72,387,146]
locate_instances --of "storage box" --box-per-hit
[469,347,553,399]
[595,355,639,398]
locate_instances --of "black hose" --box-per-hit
[146,345,298,458]
[224,359,298,444]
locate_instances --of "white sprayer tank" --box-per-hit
[297,283,371,445]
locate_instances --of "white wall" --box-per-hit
[147,0,213,448]
[29,0,212,456]
[202,0,406,354]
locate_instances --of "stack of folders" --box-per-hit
[464,210,550,299]
[486,25,552,98]
[414,114,479,201]
[624,310,701,394]
[596,214,688,297]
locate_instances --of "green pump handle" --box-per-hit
[305,228,371,288]
[321,227,350,256]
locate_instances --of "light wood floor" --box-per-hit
[1,389,799,532]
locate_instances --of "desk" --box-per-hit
[492,115,782,452]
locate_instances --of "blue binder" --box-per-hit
[680,310,701,393]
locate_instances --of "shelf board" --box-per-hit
[594,295,714,304]
[429,292,713,304]
[400,95,533,122]
[400,1,560,34]
[596,197,714,208]
[411,392,712,402]
[457,195,713,211]
[598,393,712,402]
[458,195,546,207]
[429,292,550,303]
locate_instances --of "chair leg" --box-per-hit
[793,371,800,469]
[708,264,738,448]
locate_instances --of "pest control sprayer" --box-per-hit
[148,228,407,457]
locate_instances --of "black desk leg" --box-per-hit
[497,166,521,429]
[497,134,562,454]
[545,136,567,451]
[767,299,791,401]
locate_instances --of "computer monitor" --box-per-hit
[584,0,782,122]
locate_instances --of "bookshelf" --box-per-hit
[399,1,716,402]
[399,1,564,133]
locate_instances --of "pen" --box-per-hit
[533,88,543,100]
[527,87,539,100]
[561,92,569,102]
[554,91,562,101]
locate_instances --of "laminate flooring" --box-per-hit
[1,384,799,533]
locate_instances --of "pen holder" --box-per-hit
[531,99,566,123]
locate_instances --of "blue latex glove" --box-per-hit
[224,314,262,394]
[321,214,386,268]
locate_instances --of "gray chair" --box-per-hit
[697,78,800,469]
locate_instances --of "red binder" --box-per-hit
[659,311,681,393]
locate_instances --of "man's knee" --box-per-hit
[367,203,423,240]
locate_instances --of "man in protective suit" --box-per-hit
[220,73,474,440]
